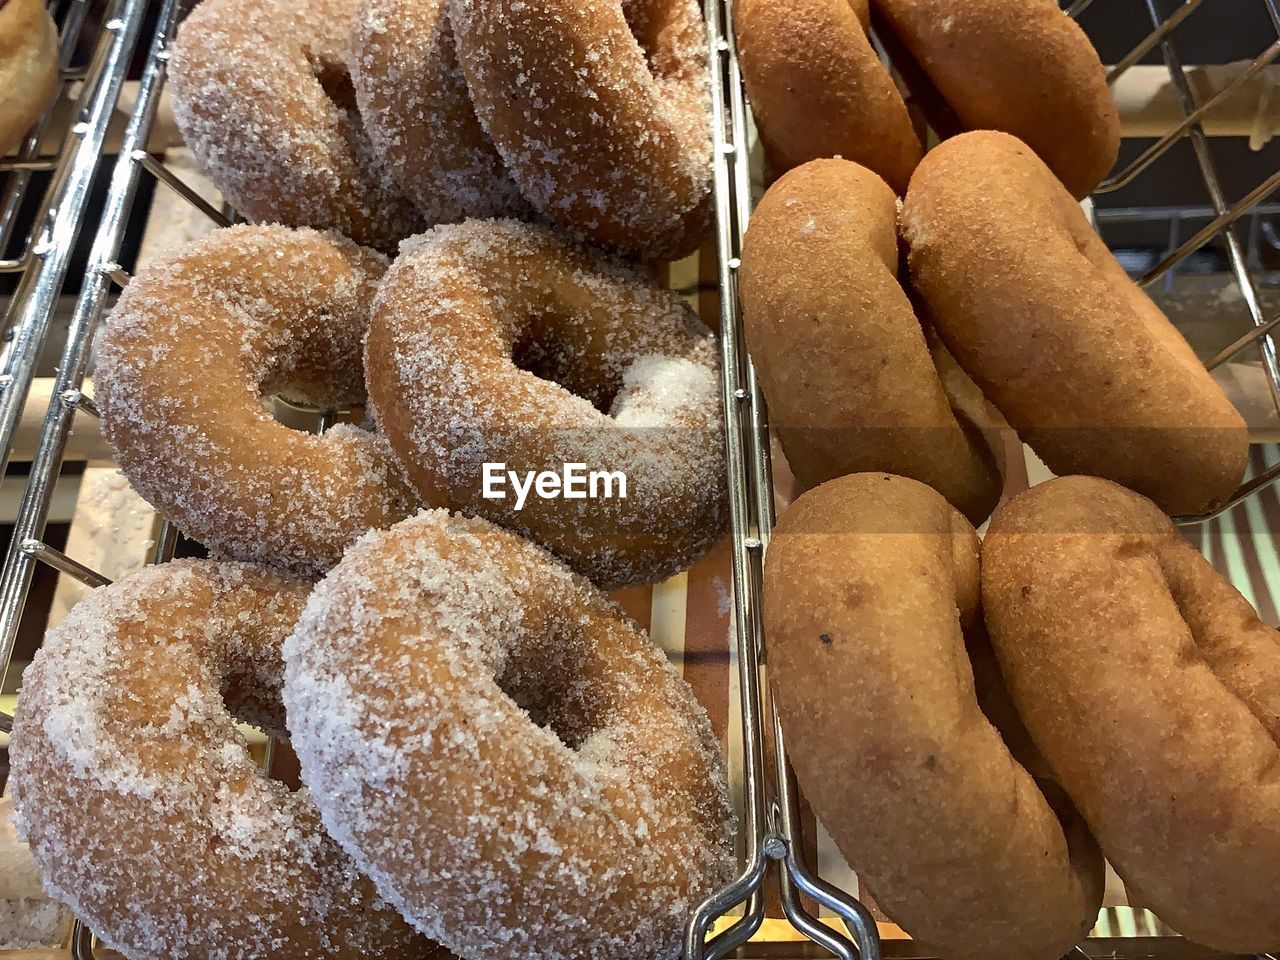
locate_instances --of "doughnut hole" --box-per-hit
[510,309,621,415]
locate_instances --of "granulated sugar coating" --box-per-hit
[96,225,417,578]
[283,509,736,960]
[448,0,713,259]
[365,218,728,590]
[169,0,425,252]
[348,0,527,224]
[8,560,436,960]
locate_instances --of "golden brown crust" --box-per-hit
[0,0,59,155]
[902,132,1248,517]
[982,476,1280,953]
[448,0,712,259]
[9,560,432,960]
[283,510,735,960]
[764,473,1103,960]
[97,225,416,577]
[740,159,1003,524]
[735,0,922,193]
[870,0,1120,198]
[347,0,526,224]
[365,219,727,590]
[169,0,425,252]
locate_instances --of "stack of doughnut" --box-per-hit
[766,473,1280,959]
[10,523,736,960]
[168,0,713,258]
[736,0,1121,198]
[743,135,1248,520]
[738,1,1276,957]
[1,0,59,156]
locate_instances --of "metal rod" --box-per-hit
[684,0,773,956]
[1205,311,1280,371]
[1175,460,1280,525]
[21,540,111,588]
[1139,0,1280,419]
[0,0,151,483]
[0,0,183,693]
[1097,39,1280,194]
[1107,0,1203,84]
[1066,0,1097,17]
[135,150,233,227]
[0,711,12,734]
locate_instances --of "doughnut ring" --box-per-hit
[97,224,416,577]
[348,0,526,224]
[740,158,1004,524]
[735,0,922,193]
[870,0,1120,198]
[764,473,1104,960]
[902,132,1248,517]
[9,560,433,960]
[0,0,59,156]
[448,0,713,259]
[983,476,1280,954]
[169,0,424,252]
[365,219,727,589]
[283,509,736,960]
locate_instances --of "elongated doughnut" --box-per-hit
[982,476,1280,954]
[9,560,433,960]
[283,509,736,960]
[170,0,424,251]
[901,132,1248,517]
[365,219,726,589]
[97,225,415,576]
[0,0,59,156]
[740,159,1003,524]
[735,0,922,193]
[348,0,526,224]
[448,0,712,259]
[764,473,1104,960]
[870,0,1120,198]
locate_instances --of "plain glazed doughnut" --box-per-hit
[901,132,1248,517]
[169,0,424,252]
[740,158,1003,524]
[283,509,736,960]
[348,0,526,224]
[365,219,726,590]
[735,0,922,193]
[763,473,1103,960]
[982,476,1280,953]
[870,0,1120,198]
[9,560,433,960]
[97,224,415,577]
[448,0,712,259]
[0,0,58,156]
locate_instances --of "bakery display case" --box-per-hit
[0,0,1278,957]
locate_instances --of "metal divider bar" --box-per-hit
[0,0,153,482]
[0,0,186,695]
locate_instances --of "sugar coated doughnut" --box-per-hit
[741,158,1003,524]
[764,473,1104,960]
[902,132,1248,517]
[9,560,434,960]
[348,0,526,224]
[448,0,712,259]
[283,509,736,960]
[169,0,424,251]
[983,476,1280,954]
[0,0,59,155]
[870,0,1120,198]
[735,0,922,193]
[97,224,415,577]
[365,219,726,589]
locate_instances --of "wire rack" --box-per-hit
[686,0,1280,957]
[0,0,1276,957]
